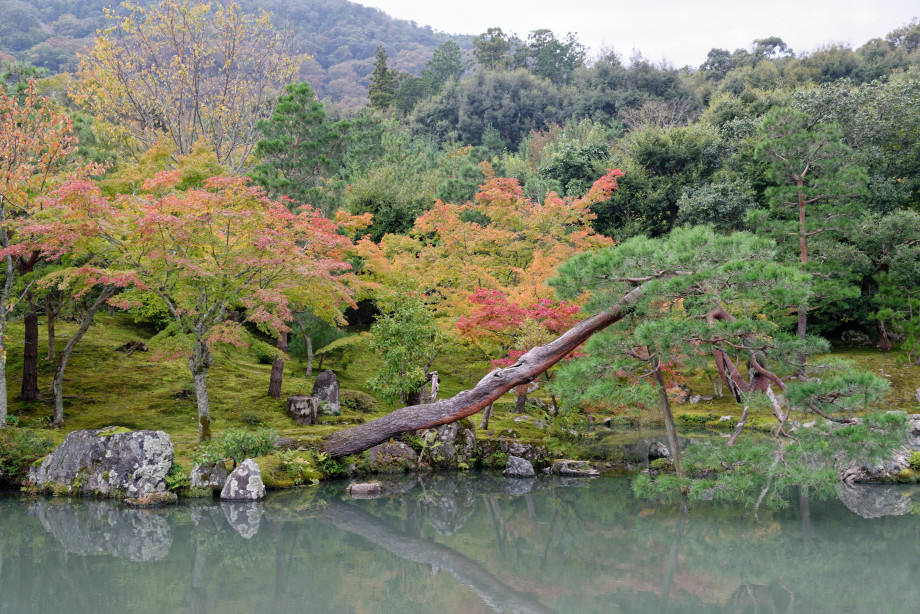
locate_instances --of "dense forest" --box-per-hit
[2,0,920,502]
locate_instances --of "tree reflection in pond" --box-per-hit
[2,476,920,613]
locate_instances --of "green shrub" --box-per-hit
[239,410,265,426]
[164,462,189,491]
[220,428,279,465]
[0,428,54,484]
[191,428,279,467]
[909,450,920,471]
[340,389,378,413]
[255,349,276,365]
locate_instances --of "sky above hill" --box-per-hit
[358,0,918,67]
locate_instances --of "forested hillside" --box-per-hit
[0,0,472,103]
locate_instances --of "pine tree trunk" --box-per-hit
[651,352,682,476]
[21,297,39,402]
[268,331,287,399]
[306,335,313,377]
[52,289,114,427]
[190,339,214,442]
[322,281,650,458]
[515,389,527,413]
[480,403,493,430]
[876,319,892,351]
[0,326,7,428]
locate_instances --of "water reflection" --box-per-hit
[2,477,920,614]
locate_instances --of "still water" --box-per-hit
[1,474,919,614]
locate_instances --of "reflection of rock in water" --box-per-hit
[28,500,172,561]
[189,504,226,534]
[221,501,264,538]
[838,484,913,519]
[421,475,478,536]
[502,477,535,496]
[728,583,793,614]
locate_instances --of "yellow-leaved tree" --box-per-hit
[75,0,304,173]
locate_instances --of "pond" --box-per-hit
[1,474,919,613]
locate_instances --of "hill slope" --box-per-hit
[0,0,473,103]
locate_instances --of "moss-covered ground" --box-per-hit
[4,315,920,481]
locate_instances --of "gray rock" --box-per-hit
[312,370,340,415]
[189,461,229,492]
[503,455,535,478]
[220,459,266,501]
[221,501,264,538]
[551,460,600,477]
[841,329,872,345]
[366,441,418,472]
[838,484,913,518]
[29,500,172,561]
[420,419,476,468]
[346,482,382,498]
[648,441,671,459]
[285,396,318,425]
[28,427,173,499]
[836,415,920,483]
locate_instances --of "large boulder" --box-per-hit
[366,441,418,472]
[189,461,229,494]
[503,455,535,478]
[312,370,340,415]
[221,501,264,538]
[220,459,266,501]
[29,427,174,499]
[420,419,476,469]
[836,414,920,483]
[285,396,318,425]
[838,484,913,518]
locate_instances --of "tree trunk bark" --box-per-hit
[46,301,56,362]
[876,318,892,351]
[306,335,313,377]
[190,339,214,442]
[514,389,527,413]
[322,281,650,458]
[480,403,493,430]
[0,325,7,428]
[52,289,114,427]
[21,296,39,402]
[651,352,681,476]
[268,331,288,399]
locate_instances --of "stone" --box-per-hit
[285,396,318,425]
[312,370,340,415]
[220,459,266,501]
[221,501,264,538]
[841,329,872,345]
[189,461,229,493]
[689,394,703,404]
[551,460,600,477]
[836,415,920,483]
[648,441,671,459]
[502,455,535,478]
[420,419,476,468]
[366,441,418,472]
[346,482,382,498]
[672,384,691,404]
[28,427,174,499]
[916,389,920,405]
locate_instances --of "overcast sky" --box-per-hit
[356,0,918,67]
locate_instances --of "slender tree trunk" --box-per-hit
[796,184,809,373]
[21,296,39,402]
[651,352,681,476]
[52,289,114,427]
[323,280,650,457]
[480,403,493,430]
[306,335,313,377]
[190,339,214,442]
[46,300,56,361]
[268,331,288,399]
[0,324,7,428]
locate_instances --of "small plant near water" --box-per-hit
[909,450,920,472]
[164,462,189,491]
[0,428,54,484]
[191,428,279,467]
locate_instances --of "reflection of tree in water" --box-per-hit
[4,479,920,614]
